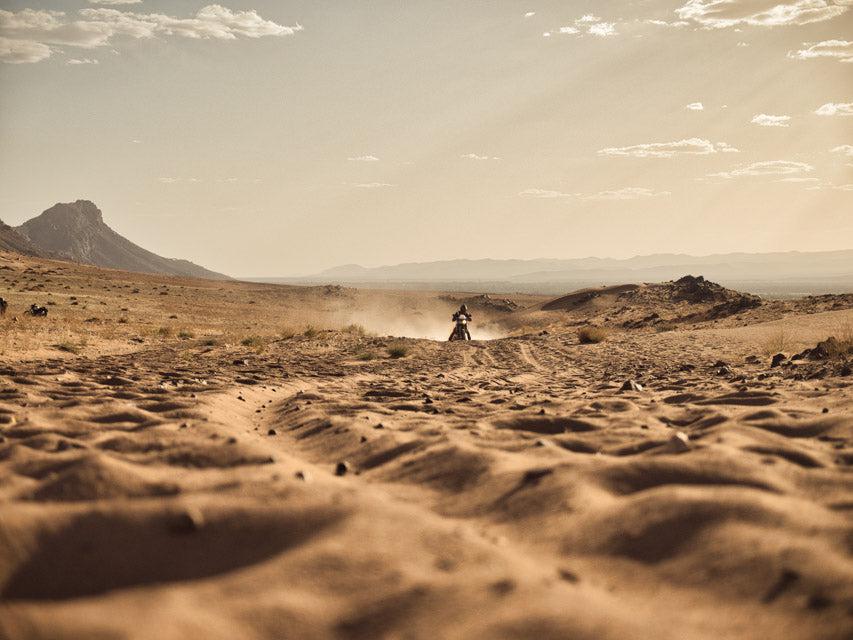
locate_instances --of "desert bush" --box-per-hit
[303,325,318,338]
[178,329,195,340]
[355,351,377,361]
[155,326,173,338]
[387,342,409,359]
[344,323,367,336]
[54,341,80,354]
[240,335,266,348]
[578,326,608,344]
[759,327,793,356]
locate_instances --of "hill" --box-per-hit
[14,200,228,280]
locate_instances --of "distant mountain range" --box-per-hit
[252,250,853,296]
[5,200,228,280]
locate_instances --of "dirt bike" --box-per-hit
[449,316,470,341]
[27,304,48,317]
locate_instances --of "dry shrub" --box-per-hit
[387,342,409,359]
[578,326,608,344]
[355,351,377,361]
[759,327,793,356]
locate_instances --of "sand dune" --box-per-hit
[0,253,851,639]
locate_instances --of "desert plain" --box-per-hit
[0,250,851,640]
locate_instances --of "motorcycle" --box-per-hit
[27,304,48,317]
[449,315,470,341]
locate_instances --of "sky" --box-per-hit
[0,1,851,277]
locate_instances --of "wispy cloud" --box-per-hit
[598,138,739,158]
[751,113,790,127]
[676,1,849,28]
[0,5,302,64]
[685,102,704,111]
[582,187,670,200]
[520,187,669,200]
[352,182,394,189]
[67,57,98,65]
[788,39,853,63]
[830,144,853,156]
[588,22,617,37]
[518,188,575,199]
[553,14,618,38]
[348,155,380,162]
[88,1,142,5]
[709,160,814,179]
[524,12,535,18]
[461,153,499,161]
[0,36,50,63]
[815,102,853,116]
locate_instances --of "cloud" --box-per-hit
[67,57,98,64]
[830,144,853,156]
[524,12,535,18]
[461,153,499,160]
[348,155,379,162]
[518,188,574,199]
[708,160,814,179]
[815,102,853,116]
[582,187,671,200]
[644,19,690,27]
[588,22,617,37]
[676,1,850,28]
[553,14,617,37]
[751,113,791,127]
[353,182,394,189]
[0,5,302,63]
[0,36,50,63]
[158,177,179,184]
[520,187,669,200]
[88,1,142,4]
[598,138,739,158]
[788,39,853,63]
[685,102,704,110]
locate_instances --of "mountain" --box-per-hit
[309,251,853,284]
[14,200,228,280]
[250,250,853,296]
[0,219,43,256]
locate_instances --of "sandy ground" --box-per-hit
[0,253,851,640]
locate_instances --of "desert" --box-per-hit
[2,2,852,637]
[0,246,850,639]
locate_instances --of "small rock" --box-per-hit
[169,506,204,534]
[619,380,643,393]
[335,461,351,476]
[822,407,829,414]
[226,437,237,444]
[712,360,728,368]
[294,470,310,482]
[771,353,787,368]
[557,568,579,583]
[717,366,733,376]
[668,431,690,452]
[267,429,277,436]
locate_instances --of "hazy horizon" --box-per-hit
[1,1,851,276]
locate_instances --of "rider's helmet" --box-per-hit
[460,304,468,313]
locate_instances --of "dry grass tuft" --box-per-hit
[578,326,608,344]
[387,342,409,359]
[759,327,794,356]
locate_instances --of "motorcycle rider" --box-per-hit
[449,304,472,341]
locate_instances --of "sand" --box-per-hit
[0,253,851,639]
